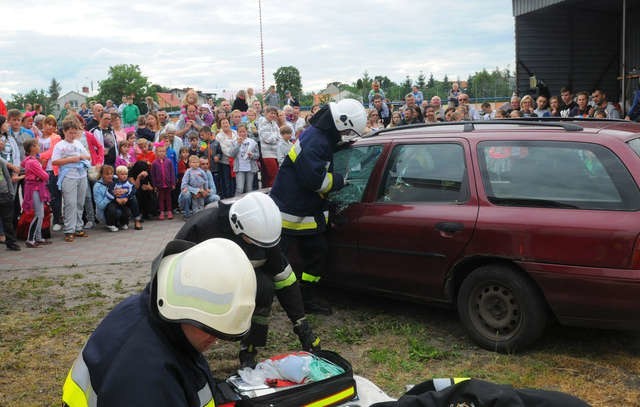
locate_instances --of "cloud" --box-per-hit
[0,0,515,102]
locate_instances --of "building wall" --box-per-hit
[515,4,620,100]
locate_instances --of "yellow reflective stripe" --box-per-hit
[304,386,355,407]
[274,266,297,290]
[433,377,470,391]
[62,369,89,407]
[302,272,321,283]
[316,172,333,194]
[453,377,470,384]
[197,382,215,407]
[288,143,302,163]
[281,212,321,231]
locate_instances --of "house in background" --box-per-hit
[314,84,361,105]
[157,92,181,110]
[55,91,87,117]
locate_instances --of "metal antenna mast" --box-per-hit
[259,0,266,95]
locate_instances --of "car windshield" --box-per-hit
[478,141,640,211]
[329,144,383,210]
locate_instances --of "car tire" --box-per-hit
[457,264,548,353]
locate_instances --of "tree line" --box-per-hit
[5,64,515,113]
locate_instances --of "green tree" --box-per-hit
[373,75,394,90]
[273,66,302,101]
[7,89,53,113]
[401,75,412,96]
[427,73,436,89]
[48,78,61,104]
[416,71,426,91]
[94,64,156,109]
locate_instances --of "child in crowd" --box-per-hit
[21,139,50,248]
[199,104,214,127]
[51,116,91,242]
[0,154,19,250]
[135,138,155,164]
[494,109,508,119]
[180,89,199,121]
[110,165,143,230]
[136,115,155,142]
[199,157,220,205]
[187,134,202,157]
[151,144,176,220]
[232,124,259,196]
[277,125,294,165]
[179,155,207,219]
[175,146,190,212]
[93,165,125,232]
[199,127,222,194]
[115,140,132,168]
[480,102,494,120]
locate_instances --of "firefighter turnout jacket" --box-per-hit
[62,284,217,407]
[270,125,344,235]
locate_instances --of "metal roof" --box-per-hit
[512,0,567,16]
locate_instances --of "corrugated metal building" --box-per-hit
[513,0,640,110]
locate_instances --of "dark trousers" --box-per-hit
[136,188,158,218]
[220,163,235,198]
[105,201,130,227]
[47,171,62,225]
[0,200,17,245]
[281,232,328,283]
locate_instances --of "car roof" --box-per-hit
[358,118,640,144]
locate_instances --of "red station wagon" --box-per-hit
[321,119,640,352]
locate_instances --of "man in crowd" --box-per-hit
[368,81,385,108]
[85,103,103,131]
[430,95,446,120]
[264,86,280,108]
[499,95,520,114]
[591,89,620,119]
[372,94,391,127]
[559,87,576,118]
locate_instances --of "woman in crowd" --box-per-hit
[215,117,238,198]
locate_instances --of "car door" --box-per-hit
[353,138,479,301]
[325,143,385,284]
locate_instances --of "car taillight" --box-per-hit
[632,236,640,269]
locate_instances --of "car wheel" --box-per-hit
[457,264,548,353]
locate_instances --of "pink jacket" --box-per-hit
[21,155,50,212]
[38,133,62,175]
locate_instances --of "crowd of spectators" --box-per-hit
[0,87,315,250]
[362,81,626,135]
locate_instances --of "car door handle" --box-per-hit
[435,222,464,234]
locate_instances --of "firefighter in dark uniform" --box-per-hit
[62,238,257,407]
[270,99,367,315]
[174,192,320,368]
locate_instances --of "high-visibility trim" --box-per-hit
[62,353,97,407]
[288,143,302,163]
[316,172,333,194]
[250,259,267,268]
[274,265,297,290]
[432,377,470,391]
[197,383,215,407]
[304,386,355,407]
[281,212,319,231]
[301,272,321,283]
[251,314,270,325]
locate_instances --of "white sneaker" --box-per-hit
[52,224,62,232]
[107,225,119,232]
[120,224,129,230]
[84,221,95,230]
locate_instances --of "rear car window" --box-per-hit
[478,141,640,211]
[379,143,468,203]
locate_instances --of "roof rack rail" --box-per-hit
[362,118,584,138]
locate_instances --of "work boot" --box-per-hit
[294,319,321,352]
[301,284,332,315]
[239,345,258,369]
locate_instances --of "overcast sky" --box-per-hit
[0,1,515,102]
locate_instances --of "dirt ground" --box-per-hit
[1,260,639,406]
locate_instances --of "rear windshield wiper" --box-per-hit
[488,197,579,209]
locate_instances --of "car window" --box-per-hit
[329,144,383,207]
[379,143,468,203]
[628,138,640,158]
[478,141,640,211]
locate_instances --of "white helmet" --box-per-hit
[329,98,367,136]
[156,238,257,340]
[229,192,282,248]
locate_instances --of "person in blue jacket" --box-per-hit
[270,99,366,315]
[62,238,257,407]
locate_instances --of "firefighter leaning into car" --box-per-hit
[174,191,321,368]
[270,99,367,315]
[62,238,257,407]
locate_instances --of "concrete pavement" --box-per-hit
[0,218,185,271]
